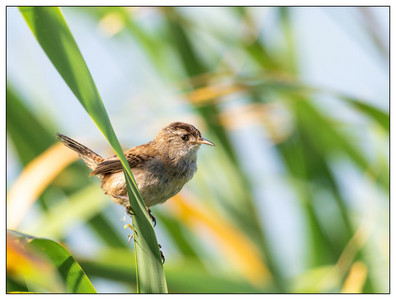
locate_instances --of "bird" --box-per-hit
[56,122,215,225]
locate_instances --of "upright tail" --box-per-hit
[56,133,104,170]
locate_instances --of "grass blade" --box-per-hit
[7,232,65,293]
[19,6,167,293]
[8,230,96,293]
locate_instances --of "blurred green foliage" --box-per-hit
[7,7,388,293]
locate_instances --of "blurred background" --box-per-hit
[7,7,389,293]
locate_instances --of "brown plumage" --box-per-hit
[56,122,214,213]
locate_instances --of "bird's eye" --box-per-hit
[181,134,189,141]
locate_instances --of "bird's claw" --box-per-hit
[126,205,155,227]
[158,244,165,264]
[126,205,134,216]
[146,207,157,227]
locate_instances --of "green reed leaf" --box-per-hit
[8,230,96,293]
[19,6,167,293]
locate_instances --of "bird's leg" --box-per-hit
[146,206,157,227]
[125,205,134,216]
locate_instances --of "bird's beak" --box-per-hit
[196,138,215,146]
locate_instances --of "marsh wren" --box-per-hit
[56,122,214,221]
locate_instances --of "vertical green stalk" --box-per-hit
[19,6,167,293]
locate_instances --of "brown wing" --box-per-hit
[89,143,155,177]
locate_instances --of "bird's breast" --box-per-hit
[136,157,197,206]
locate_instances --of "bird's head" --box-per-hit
[154,122,214,160]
